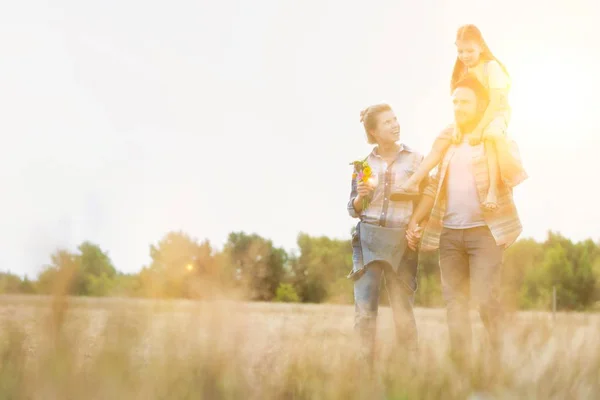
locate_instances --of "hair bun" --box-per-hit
[359,108,369,123]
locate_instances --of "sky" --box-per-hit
[1,0,598,276]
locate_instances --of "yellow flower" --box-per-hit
[363,166,372,177]
[352,173,357,179]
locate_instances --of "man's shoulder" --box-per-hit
[436,124,455,140]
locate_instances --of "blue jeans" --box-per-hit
[353,249,419,365]
[439,226,504,359]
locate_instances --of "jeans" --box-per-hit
[439,226,504,359]
[353,249,419,366]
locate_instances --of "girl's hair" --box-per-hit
[359,103,391,144]
[450,24,510,93]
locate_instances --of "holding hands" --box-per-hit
[406,220,423,251]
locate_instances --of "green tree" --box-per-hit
[275,283,300,303]
[19,276,36,294]
[78,241,117,296]
[593,254,600,309]
[110,273,143,297]
[572,240,597,308]
[141,231,218,299]
[503,238,544,311]
[36,243,117,297]
[291,233,352,303]
[518,232,598,311]
[0,272,23,294]
[36,249,81,295]
[224,232,286,301]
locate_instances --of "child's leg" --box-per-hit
[400,130,452,192]
[486,115,528,189]
[481,116,507,210]
[483,140,500,211]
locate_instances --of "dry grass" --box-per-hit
[1,295,600,399]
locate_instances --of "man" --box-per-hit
[347,103,427,369]
[407,75,522,363]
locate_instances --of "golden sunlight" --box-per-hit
[509,56,581,138]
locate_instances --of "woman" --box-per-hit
[347,103,423,366]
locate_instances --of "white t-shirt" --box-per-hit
[443,137,486,229]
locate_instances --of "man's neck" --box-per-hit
[458,120,478,135]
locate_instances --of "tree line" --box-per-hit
[1,230,599,312]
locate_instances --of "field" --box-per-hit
[1,295,600,399]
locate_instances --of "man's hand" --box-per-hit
[481,128,505,142]
[406,222,423,251]
[469,128,484,145]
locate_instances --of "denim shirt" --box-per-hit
[347,144,423,228]
[347,144,424,280]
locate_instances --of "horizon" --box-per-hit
[2,228,597,279]
[1,0,598,276]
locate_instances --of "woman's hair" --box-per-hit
[450,24,510,92]
[359,103,391,144]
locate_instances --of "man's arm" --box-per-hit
[409,167,439,227]
[410,195,435,227]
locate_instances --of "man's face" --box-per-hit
[452,87,478,127]
[371,110,400,145]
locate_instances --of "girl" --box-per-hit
[399,24,526,210]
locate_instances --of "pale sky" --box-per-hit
[1,0,598,276]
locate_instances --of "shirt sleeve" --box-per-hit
[423,166,440,200]
[486,60,510,90]
[347,176,360,218]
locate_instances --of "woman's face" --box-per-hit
[370,110,400,146]
[456,39,482,68]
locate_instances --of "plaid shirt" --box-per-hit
[420,134,523,251]
[347,144,424,228]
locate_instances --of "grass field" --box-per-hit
[1,295,599,399]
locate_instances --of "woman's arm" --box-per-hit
[408,169,439,228]
[347,176,361,217]
[401,125,453,190]
[409,196,434,227]
[347,178,372,217]
[406,195,435,250]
